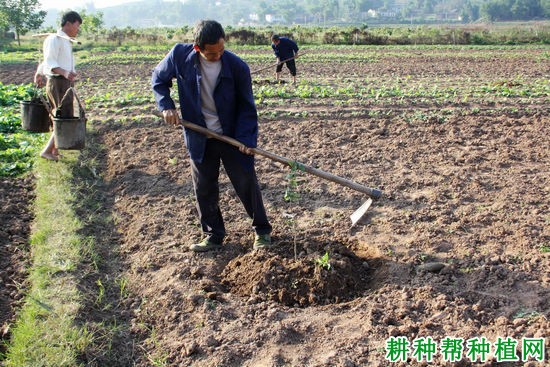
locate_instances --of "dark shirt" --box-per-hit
[272,37,299,60]
[152,43,258,169]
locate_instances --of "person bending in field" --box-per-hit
[36,10,82,161]
[271,34,299,84]
[152,20,273,252]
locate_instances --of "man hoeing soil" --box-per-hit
[152,20,273,252]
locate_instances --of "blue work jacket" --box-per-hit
[152,44,258,170]
[272,37,299,60]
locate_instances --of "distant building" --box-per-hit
[367,7,400,18]
[436,9,460,21]
[265,14,285,23]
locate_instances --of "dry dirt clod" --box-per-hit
[181,341,198,357]
[416,262,446,273]
[203,335,220,347]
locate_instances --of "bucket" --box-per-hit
[20,100,51,132]
[53,116,86,150]
[52,87,87,150]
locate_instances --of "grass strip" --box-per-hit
[3,151,93,366]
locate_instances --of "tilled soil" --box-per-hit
[0,177,33,355]
[1,46,549,366]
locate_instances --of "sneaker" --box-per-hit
[253,233,272,250]
[189,236,222,252]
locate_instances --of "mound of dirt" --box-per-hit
[221,240,371,306]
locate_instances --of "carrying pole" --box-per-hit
[32,33,81,44]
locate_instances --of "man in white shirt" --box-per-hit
[37,10,82,161]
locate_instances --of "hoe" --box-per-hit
[178,119,382,226]
[250,51,307,75]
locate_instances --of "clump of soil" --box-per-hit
[221,240,371,306]
[253,78,287,85]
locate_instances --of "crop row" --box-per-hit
[254,79,549,101]
[0,83,46,177]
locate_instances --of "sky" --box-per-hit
[39,0,139,10]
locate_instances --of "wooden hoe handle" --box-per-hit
[179,119,382,200]
[250,51,307,75]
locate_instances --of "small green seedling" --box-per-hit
[95,278,105,305]
[284,160,305,202]
[315,251,331,270]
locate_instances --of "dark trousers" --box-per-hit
[190,139,272,243]
[276,59,297,76]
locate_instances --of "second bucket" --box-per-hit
[53,87,87,150]
[20,100,51,133]
[53,116,86,150]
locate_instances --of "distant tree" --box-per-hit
[360,0,384,11]
[419,0,437,13]
[278,0,305,23]
[434,0,462,20]
[228,2,251,24]
[511,0,544,18]
[0,8,6,27]
[480,0,511,20]
[257,0,275,22]
[379,0,390,11]
[0,0,46,45]
[302,0,339,23]
[79,10,105,35]
[460,0,480,22]
[303,0,325,23]
[323,0,340,21]
[481,0,544,21]
[0,11,8,35]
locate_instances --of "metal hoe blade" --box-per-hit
[350,198,373,227]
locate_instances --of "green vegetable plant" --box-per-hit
[0,83,36,106]
[0,107,22,133]
[284,160,305,202]
[0,83,49,177]
[315,251,331,270]
[25,85,45,103]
